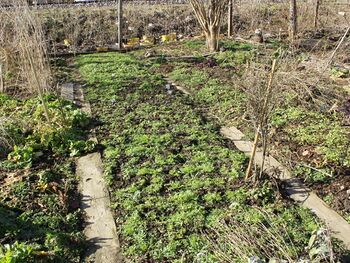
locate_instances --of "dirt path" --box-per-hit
[61,83,122,263]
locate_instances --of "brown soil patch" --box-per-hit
[314,176,350,216]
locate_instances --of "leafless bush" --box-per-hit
[0,0,51,98]
[232,2,349,37]
[123,4,198,38]
[241,58,280,181]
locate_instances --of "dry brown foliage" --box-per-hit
[0,0,51,97]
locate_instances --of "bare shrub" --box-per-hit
[0,0,51,97]
[189,0,228,52]
[231,2,349,37]
[242,59,279,181]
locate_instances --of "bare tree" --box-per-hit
[289,0,297,40]
[188,0,228,52]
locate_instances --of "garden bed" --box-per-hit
[0,93,92,262]
[149,39,350,223]
[76,52,336,262]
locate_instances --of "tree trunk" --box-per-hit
[314,0,320,29]
[289,0,297,40]
[206,27,219,52]
[189,0,227,52]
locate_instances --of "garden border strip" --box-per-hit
[167,79,350,249]
[60,83,122,263]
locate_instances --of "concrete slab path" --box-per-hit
[61,83,122,263]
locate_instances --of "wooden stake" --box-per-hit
[228,0,233,37]
[117,0,123,50]
[245,125,261,181]
[0,63,4,93]
[314,0,320,29]
[289,0,297,41]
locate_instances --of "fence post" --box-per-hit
[228,0,233,37]
[314,0,320,29]
[118,0,123,50]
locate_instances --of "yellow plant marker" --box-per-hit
[126,38,140,48]
[96,47,109,52]
[161,33,177,43]
[63,39,71,46]
[141,36,154,46]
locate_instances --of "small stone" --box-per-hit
[302,150,310,156]
[346,189,350,195]
[340,185,345,191]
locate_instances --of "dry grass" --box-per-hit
[232,2,350,36]
[0,0,51,96]
[206,208,299,262]
[35,4,197,53]
[0,118,13,157]
[206,208,335,262]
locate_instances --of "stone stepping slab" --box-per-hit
[60,83,122,263]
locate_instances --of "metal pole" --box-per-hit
[118,0,123,50]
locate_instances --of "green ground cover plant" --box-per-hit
[77,52,325,262]
[166,40,350,182]
[0,93,90,262]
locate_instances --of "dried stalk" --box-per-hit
[245,59,278,182]
[0,63,3,93]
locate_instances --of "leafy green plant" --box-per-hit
[293,164,332,184]
[1,94,93,167]
[7,145,34,167]
[0,242,35,263]
[331,67,349,78]
[214,50,254,68]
